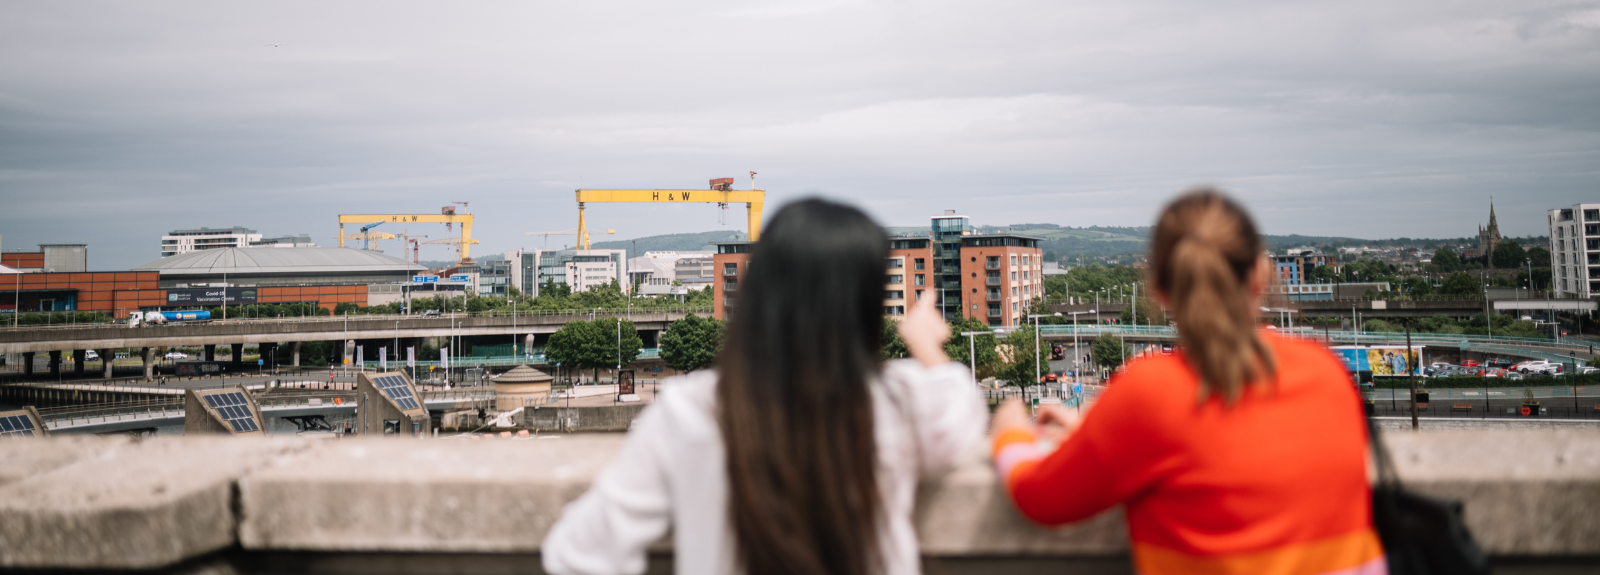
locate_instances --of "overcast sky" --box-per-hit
[2,0,1597,269]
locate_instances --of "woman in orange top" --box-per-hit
[992,190,1384,575]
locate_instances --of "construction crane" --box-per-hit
[335,231,396,250]
[523,227,615,248]
[360,221,385,250]
[575,176,763,250]
[339,208,474,263]
[422,237,481,263]
[392,231,428,264]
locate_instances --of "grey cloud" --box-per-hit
[0,0,1595,268]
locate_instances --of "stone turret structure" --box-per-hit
[1478,202,1502,267]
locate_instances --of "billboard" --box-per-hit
[1331,346,1421,377]
[166,288,257,304]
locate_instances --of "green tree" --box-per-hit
[882,318,909,359]
[1439,272,1479,297]
[1090,332,1129,370]
[1431,248,1461,272]
[545,319,643,383]
[1402,277,1432,296]
[944,317,1001,377]
[1527,246,1551,268]
[1491,241,1526,269]
[333,302,359,315]
[660,314,724,372]
[999,325,1046,387]
[1119,293,1165,326]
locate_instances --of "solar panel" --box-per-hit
[204,392,259,433]
[0,414,37,438]
[374,375,420,411]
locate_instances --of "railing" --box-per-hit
[987,308,1002,318]
[985,277,1001,286]
[1029,325,1589,355]
[987,292,1002,302]
[357,349,661,370]
[0,307,715,333]
[985,261,1001,270]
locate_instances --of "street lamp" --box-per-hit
[1028,312,1062,391]
[959,330,986,382]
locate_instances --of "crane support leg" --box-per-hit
[576,202,588,250]
[748,201,763,242]
[339,223,345,248]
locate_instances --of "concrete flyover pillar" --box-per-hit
[344,340,355,368]
[142,347,154,382]
[524,334,535,357]
[203,344,216,362]
[22,352,33,377]
[231,343,244,368]
[291,341,301,367]
[73,350,86,377]
[101,349,113,379]
[49,350,61,379]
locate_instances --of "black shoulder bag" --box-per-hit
[1366,417,1490,575]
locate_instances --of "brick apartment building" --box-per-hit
[712,211,1043,327]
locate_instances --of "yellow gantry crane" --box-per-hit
[575,176,764,250]
[338,208,475,263]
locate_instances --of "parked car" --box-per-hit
[1519,360,1552,374]
[84,350,99,361]
[164,351,188,360]
[419,310,442,317]
[1506,372,1525,381]
[1483,369,1508,378]
[1461,360,1481,367]
[1486,358,1515,369]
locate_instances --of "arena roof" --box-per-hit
[131,247,425,276]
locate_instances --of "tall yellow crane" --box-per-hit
[575,176,764,250]
[338,209,474,263]
[335,231,396,250]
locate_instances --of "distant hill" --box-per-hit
[591,230,749,254]
[496,227,1550,267]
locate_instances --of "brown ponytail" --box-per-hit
[1149,189,1276,404]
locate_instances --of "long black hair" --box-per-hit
[716,198,888,575]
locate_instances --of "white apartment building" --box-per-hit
[1548,204,1600,299]
[627,251,712,295]
[523,248,629,296]
[565,260,620,294]
[161,227,262,257]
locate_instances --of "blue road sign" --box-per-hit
[412,275,439,284]
[448,274,471,283]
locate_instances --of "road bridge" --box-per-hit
[1030,325,1597,363]
[0,308,701,381]
[36,387,493,435]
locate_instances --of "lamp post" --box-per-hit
[1028,312,1062,392]
[959,330,986,382]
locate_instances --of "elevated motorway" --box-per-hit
[0,309,700,355]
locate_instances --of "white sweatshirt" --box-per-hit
[541,359,987,575]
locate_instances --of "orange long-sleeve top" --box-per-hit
[994,333,1385,575]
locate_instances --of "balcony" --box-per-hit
[986,276,1001,286]
[987,307,1003,317]
[722,266,737,277]
[985,261,1001,270]
[987,292,1002,302]
[723,281,737,292]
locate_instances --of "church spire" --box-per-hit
[1488,201,1498,230]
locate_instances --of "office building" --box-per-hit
[521,248,629,296]
[1,244,87,273]
[1549,203,1600,299]
[250,235,316,248]
[161,227,262,257]
[628,251,711,296]
[1273,249,1333,285]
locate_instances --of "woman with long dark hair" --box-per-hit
[543,198,986,575]
[991,189,1384,575]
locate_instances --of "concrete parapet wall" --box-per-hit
[522,405,646,432]
[0,429,1596,572]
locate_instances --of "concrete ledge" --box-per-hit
[0,429,1597,571]
[0,437,317,569]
